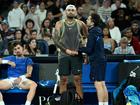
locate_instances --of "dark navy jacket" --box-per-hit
[79,26,106,62]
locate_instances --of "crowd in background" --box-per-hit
[0,0,140,56]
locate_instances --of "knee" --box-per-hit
[30,81,37,89]
[94,81,103,90]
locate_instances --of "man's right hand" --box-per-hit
[8,61,16,67]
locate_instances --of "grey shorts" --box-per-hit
[58,55,83,76]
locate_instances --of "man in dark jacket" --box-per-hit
[79,13,108,105]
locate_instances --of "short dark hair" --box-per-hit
[90,13,101,26]
[122,27,132,35]
[131,20,139,25]
[13,41,23,47]
[29,4,36,9]
[30,29,37,34]
[25,19,35,27]
[14,29,22,35]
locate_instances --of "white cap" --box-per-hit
[65,4,76,10]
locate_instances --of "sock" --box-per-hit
[104,102,109,105]
[25,101,31,105]
[99,102,104,105]
[0,101,5,105]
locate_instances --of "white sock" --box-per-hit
[99,102,104,105]
[0,101,5,105]
[25,101,31,105]
[104,102,109,105]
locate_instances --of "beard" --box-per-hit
[16,52,22,57]
[67,15,75,19]
[16,54,22,57]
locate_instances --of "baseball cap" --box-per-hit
[1,19,8,25]
[65,4,76,10]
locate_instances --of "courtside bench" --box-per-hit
[0,63,39,105]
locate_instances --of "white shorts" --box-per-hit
[4,77,28,89]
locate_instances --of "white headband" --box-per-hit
[65,4,76,10]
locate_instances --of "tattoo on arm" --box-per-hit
[53,29,59,40]
[52,28,66,52]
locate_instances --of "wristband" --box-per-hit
[19,75,26,80]
[82,53,86,56]
[2,60,9,64]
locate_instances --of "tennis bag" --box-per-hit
[46,82,83,105]
[123,85,140,105]
[60,82,83,105]
[45,94,60,105]
[113,77,140,105]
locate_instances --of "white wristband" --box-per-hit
[82,53,86,56]
[19,75,26,80]
[2,60,9,64]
